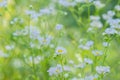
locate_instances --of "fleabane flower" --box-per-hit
[55,46,67,55]
[83,74,98,80]
[96,66,110,74]
[0,0,7,7]
[47,64,63,76]
[115,5,120,11]
[38,35,52,46]
[93,1,105,9]
[92,50,103,56]
[103,28,117,35]
[55,24,63,30]
[84,58,93,64]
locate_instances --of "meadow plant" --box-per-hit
[0,0,120,80]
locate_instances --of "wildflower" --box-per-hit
[0,0,7,7]
[74,63,86,68]
[78,40,94,50]
[0,50,8,57]
[26,56,43,64]
[47,64,63,76]
[115,5,120,11]
[96,66,110,74]
[55,46,67,55]
[103,28,117,35]
[102,11,115,21]
[93,1,105,9]
[102,42,109,47]
[84,58,93,64]
[58,0,76,7]
[38,35,52,46]
[92,50,103,56]
[55,24,63,30]
[90,16,103,28]
[84,74,98,80]
[5,45,14,50]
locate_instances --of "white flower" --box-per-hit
[74,63,86,68]
[26,56,43,64]
[96,66,110,74]
[84,74,98,80]
[78,40,94,50]
[90,16,103,28]
[103,42,109,47]
[104,28,117,35]
[102,11,115,21]
[12,59,23,68]
[5,45,15,50]
[115,5,120,11]
[0,0,7,7]
[90,20,103,28]
[55,46,67,55]
[38,35,52,45]
[0,50,8,57]
[47,64,63,76]
[55,24,63,30]
[90,16,100,21]
[84,58,93,64]
[92,50,103,56]
[93,1,105,9]
[58,0,76,7]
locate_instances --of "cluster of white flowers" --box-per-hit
[5,44,15,50]
[75,0,93,3]
[58,0,76,7]
[25,6,56,20]
[114,5,120,11]
[47,64,71,76]
[102,10,115,22]
[84,58,93,64]
[0,0,7,7]
[81,74,98,80]
[78,40,94,50]
[25,56,43,64]
[89,16,103,31]
[96,66,110,74]
[102,10,120,35]
[0,50,8,57]
[92,50,103,56]
[93,1,105,9]
[10,17,24,25]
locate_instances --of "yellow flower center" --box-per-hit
[43,39,47,42]
[58,49,63,53]
[93,78,97,80]
[56,69,59,72]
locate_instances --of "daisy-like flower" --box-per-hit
[0,50,8,57]
[47,64,63,76]
[93,1,105,9]
[103,28,117,35]
[55,46,67,55]
[92,50,103,56]
[84,58,93,64]
[84,74,98,80]
[5,45,15,50]
[103,42,109,47]
[0,0,7,7]
[78,40,94,50]
[96,66,110,74]
[38,35,52,46]
[115,5,120,11]
[55,24,63,30]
